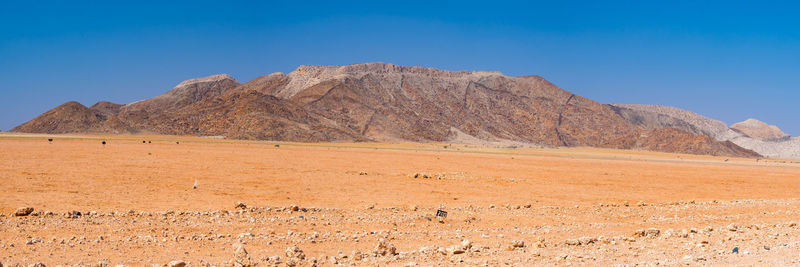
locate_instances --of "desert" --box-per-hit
[4,2,800,266]
[2,134,800,266]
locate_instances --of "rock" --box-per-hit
[373,238,397,256]
[578,236,598,245]
[632,229,646,237]
[267,256,281,264]
[448,245,465,255]
[460,239,472,250]
[645,228,660,237]
[167,261,185,267]
[351,250,363,261]
[286,245,305,260]
[565,239,580,246]
[727,223,738,232]
[27,263,45,267]
[732,247,739,253]
[232,243,255,267]
[14,207,34,216]
[234,202,247,209]
[511,240,525,248]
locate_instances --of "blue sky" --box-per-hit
[1,1,798,134]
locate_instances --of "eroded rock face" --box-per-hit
[730,119,791,141]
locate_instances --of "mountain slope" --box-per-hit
[610,104,798,159]
[13,63,760,158]
[730,119,790,141]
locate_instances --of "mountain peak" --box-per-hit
[175,74,237,88]
[730,118,789,141]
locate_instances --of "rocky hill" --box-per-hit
[13,63,760,158]
[609,104,798,159]
[730,119,791,141]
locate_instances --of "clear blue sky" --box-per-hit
[1,1,798,135]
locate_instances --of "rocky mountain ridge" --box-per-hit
[12,63,760,158]
[609,104,798,159]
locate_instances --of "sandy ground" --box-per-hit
[1,134,800,266]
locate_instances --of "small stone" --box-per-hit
[460,239,472,250]
[449,245,465,255]
[235,202,247,209]
[578,236,598,245]
[286,245,305,260]
[511,240,525,248]
[233,243,255,267]
[732,247,739,253]
[167,261,185,267]
[645,228,660,237]
[373,238,397,256]
[14,207,34,217]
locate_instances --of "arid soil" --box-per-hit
[1,134,800,266]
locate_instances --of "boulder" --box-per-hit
[14,207,34,217]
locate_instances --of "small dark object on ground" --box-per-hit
[436,209,448,218]
[732,247,739,253]
[143,141,146,144]
[425,217,431,221]
[274,144,280,148]
[764,246,770,250]
[176,141,179,144]
[148,141,151,144]
[48,138,53,142]
[101,141,106,145]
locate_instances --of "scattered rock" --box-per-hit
[14,207,33,216]
[167,261,185,267]
[235,202,247,210]
[286,245,305,260]
[373,238,397,256]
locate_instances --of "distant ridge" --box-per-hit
[13,63,760,158]
[609,104,799,159]
[730,118,790,141]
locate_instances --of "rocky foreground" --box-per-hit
[3,199,800,266]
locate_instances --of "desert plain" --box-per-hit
[2,134,800,266]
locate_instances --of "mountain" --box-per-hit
[609,104,799,159]
[730,119,791,141]
[12,101,132,134]
[13,63,760,158]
